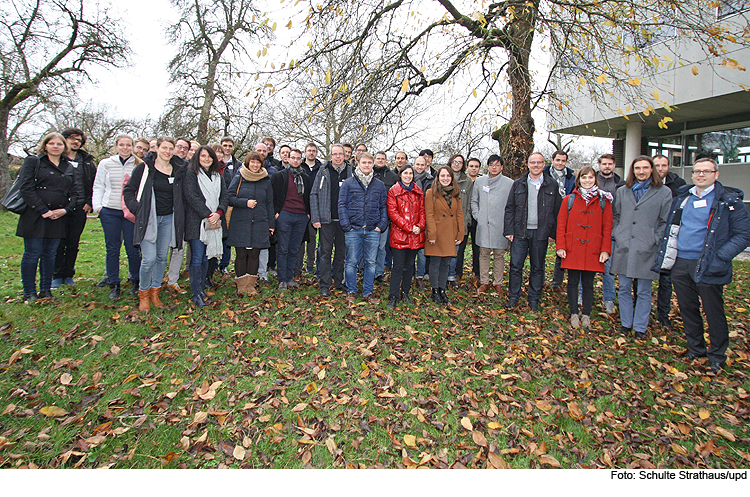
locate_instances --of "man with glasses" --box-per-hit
[653,158,750,375]
[133,138,150,160]
[504,152,563,311]
[653,154,686,329]
[310,144,353,296]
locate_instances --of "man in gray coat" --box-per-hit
[471,154,514,293]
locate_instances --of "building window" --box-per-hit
[685,126,750,165]
[648,136,684,168]
[718,0,749,19]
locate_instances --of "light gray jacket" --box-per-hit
[610,184,672,280]
[310,163,353,225]
[471,173,514,250]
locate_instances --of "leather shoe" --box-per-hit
[529,301,539,312]
[477,284,489,293]
[167,283,187,294]
[401,292,413,305]
[707,361,725,375]
[386,296,397,309]
[506,299,518,309]
[493,285,503,294]
[39,290,53,299]
[97,276,109,288]
[319,287,329,297]
[683,351,706,360]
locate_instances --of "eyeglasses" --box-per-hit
[692,169,716,176]
[453,160,464,165]
[67,136,82,143]
[175,145,189,151]
[528,161,545,165]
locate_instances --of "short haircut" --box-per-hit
[342,143,353,150]
[278,144,291,152]
[694,157,719,170]
[175,136,190,146]
[262,136,276,146]
[598,153,616,164]
[221,136,234,145]
[527,151,545,163]
[419,149,434,158]
[290,148,303,156]
[398,164,415,178]
[244,151,264,166]
[467,157,482,167]
[575,166,599,188]
[305,142,317,151]
[551,149,568,160]
[37,132,68,155]
[432,166,460,198]
[375,151,387,158]
[61,127,87,147]
[448,154,465,172]
[210,143,223,154]
[358,152,374,162]
[356,143,367,150]
[395,151,408,160]
[652,154,668,162]
[135,137,150,147]
[625,155,663,188]
[487,154,503,165]
[331,143,345,154]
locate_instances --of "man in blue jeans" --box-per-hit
[338,152,388,304]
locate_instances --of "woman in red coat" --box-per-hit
[387,165,426,308]
[556,166,613,329]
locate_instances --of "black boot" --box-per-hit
[129,279,139,296]
[97,276,109,288]
[386,295,397,309]
[109,283,121,300]
[438,288,451,306]
[200,261,211,301]
[205,258,217,289]
[401,292,413,305]
[431,288,442,304]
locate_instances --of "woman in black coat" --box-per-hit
[226,151,275,296]
[16,132,79,301]
[182,146,228,307]
[123,137,186,312]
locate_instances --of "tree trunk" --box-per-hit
[0,107,13,200]
[197,59,219,144]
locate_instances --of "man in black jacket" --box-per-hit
[504,152,563,311]
[52,128,97,289]
[298,142,323,276]
[271,148,311,290]
[597,154,625,314]
[221,137,242,178]
[653,154,687,328]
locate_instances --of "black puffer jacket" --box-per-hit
[182,168,229,241]
[68,149,96,208]
[16,154,79,239]
[226,173,275,249]
[503,171,563,240]
[123,155,186,248]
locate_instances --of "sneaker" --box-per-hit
[620,326,632,336]
[287,279,299,288]
[604,301,615,314]
[366,294,381,305]
[581,315,591,328]
[269,269,278,277]
[63,277,76,286]
[278,282,287,291]
[346,292,357,303]
[570,314,580,328]
[319,287,330,297]
[51,278,63,289]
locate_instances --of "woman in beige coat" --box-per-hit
[425,166,464,305]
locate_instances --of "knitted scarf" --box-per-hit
[631,179,650,203]
[355,167,373,188]
[437,183,454,207]
[239,166,268,182]
[578,185,613,205]
[288,166,305,195]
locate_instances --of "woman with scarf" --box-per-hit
[386,164,426,308]
[556,166,613,329]
[611,156,671,338]
[16,132,79,301]
[123,136,186,312]
[183,146,228,307]
[425,166,464,305]
[226,152,275,296]
[412,156,433,289]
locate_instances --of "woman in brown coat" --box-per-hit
[425,166,464,305]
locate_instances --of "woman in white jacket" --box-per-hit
[91,135,142,300]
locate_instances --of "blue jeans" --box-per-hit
[344,228,380,296]
[508,230,549,303]
[99,207,141,285]
[618,275,652,333]
[376,226,390,278]
[21,238,60,295]
[188,239,208,297]
[276,211,309,283]
[448,255,458,281]
[139,214,173,290]
[601,241,616,302]
[416,248,426,278]
[220,240,231,269]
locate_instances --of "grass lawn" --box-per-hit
[0,210,749,469]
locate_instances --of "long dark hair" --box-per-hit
[431,166,459,197]
[625,155,663,188]
[189,146,220,176]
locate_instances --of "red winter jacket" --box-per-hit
[388,182,426,250]
[556,189,613,272]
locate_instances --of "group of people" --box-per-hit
[13,130,750,374]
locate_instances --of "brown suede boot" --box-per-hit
[150,287,164,308]
[138,289,151,312]
[247,275,258,296]
[235,274,249,296]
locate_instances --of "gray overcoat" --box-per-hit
[471,173,514,250]
[610,184,672,280]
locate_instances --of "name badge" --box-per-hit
[694,199,707,208]
[168,177,175,184]
[339,181,344,187]
[483,185,490,193]
[70,161,78,168]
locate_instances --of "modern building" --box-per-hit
[549,3,750,203]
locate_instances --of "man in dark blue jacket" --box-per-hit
[338,152,388,303]
[652,158,750,374]
[544,150,575,291]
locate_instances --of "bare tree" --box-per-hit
[164,0,272,144]
[0,0,129,196]
[287,0,749,178]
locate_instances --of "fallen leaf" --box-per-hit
[461,417,473,431]
[60,373,73,385]
[472,431,488,447]
[403,434,417,447]
[488,452,507,468]
[233,445,246,460]
[538,454,560,467]
[192,411,208,425]
[715,426,736,442]
[40,406,69,417]
[698,407,710,420]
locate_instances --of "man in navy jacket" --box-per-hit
[652,158,750,374]
[338,152,388,303]
[544,150,575,291]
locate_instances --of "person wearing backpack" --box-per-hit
[555,166,613,328]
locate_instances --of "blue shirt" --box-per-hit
[676,186,716,260]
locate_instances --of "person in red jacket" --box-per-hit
[386,165,426,308]
[556,166,613,329]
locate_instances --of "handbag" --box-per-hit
[121,167,149,223]
[225,176,242,227]
[2,156,41,214]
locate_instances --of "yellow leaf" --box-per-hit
[716,426,736,442]
[698,407,710,420]
[345,96,352,104]
[401,78,409,93]
[487,422,502,430]
[325,70,331,85]
[122,374,139,385]
[652,90,659,101]
[538,454,560,467]
[403,434,417,447]
[736,307,746,313]
[233,445,246,460]
[461,417,473,431]
[578,76,586,85]
[692,66,699,76]
[311,87,318,96]
[472,88,477,98]
[628,78,641,86]
[40,406,68,417]
[286,20,292,28]
[271,22,277,31]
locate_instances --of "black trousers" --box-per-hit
[53,207,87,279]
[429,256,451,289]
[657,271,673,322]
[389,248,417,299]
[318,221,346,290]
[455,222,478,279]
[552,254,565,288]
[567,269,595,315]
[508,230,548,303]
[671,257,729,364]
